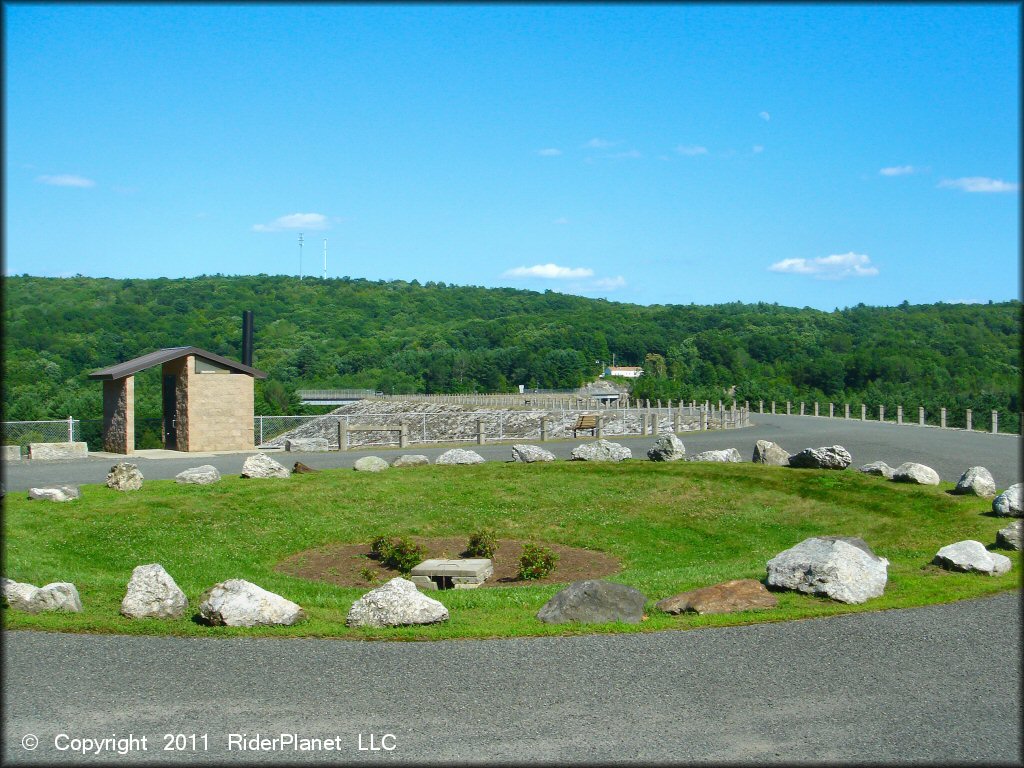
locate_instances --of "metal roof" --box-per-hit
[88,346,267,380]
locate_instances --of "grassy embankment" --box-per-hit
[2,461,1018,640]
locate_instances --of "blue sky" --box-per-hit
[4,3,1020,310]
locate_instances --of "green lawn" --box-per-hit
[2,461,1018,640]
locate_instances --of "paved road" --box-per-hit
[2,413,1020,492]
[3,594,1020,764]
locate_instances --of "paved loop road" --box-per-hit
[2,415,1021,764]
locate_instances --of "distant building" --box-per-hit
[603,366,644,379]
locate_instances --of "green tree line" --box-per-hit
[2,275,1020,432]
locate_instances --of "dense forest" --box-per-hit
[3,274,1021,432]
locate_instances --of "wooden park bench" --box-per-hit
[571,414,598,437]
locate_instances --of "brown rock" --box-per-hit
[293,462,319,474]
[656,578,778,615]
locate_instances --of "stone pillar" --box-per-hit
[897,405,903,425]
[879,405,885,422]
[477,419,486,444]
[845,403,850,419]
[672,412,680,433]
[338,420,348,451]
[919,406,925,426]
[759,400,764,414]
[829,403,834,418]
[861,404,867,421]
[800,402,805,416]
[596,416,603,438]
[814,402,820,417]
[965,409,972,432]
[991,411,998,434]
[102,376,134,454]
[786,401,791,415]
[940,408,947,428]
[771,401,776,414]
[701,408,708,431]
[399,423,409,449]
[540,417,549,442]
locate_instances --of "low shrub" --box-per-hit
[385,538,426,575]
[518,543,558,580]
[465,529,498,559]
[369,535,395,562]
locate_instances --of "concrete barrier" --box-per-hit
[28,442,88,460]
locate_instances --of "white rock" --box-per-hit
[105,462,144,491]
[952,466,997,497]
[687,448,742,463]
[752,440,790,466]
[285,437,329,452]
[241,454,290,479]
[996,520,1022,551]
[435,449,485,465]
[354,456,389,472]
[27,485,80,502]
[392,454,430,467]
[346,577,449,627]
[175,465,221,485]
[2,579,82,613]
[766,536,888,604]
[27,442,88,460]
[647,434,686,462]
[788,446,852,470]
[198,579,305,626]
[511,444,557,463]
[993,483,1023,517]
[858,461,895,479]
[120,564,188,619]
[570,439,632,462]
[892,462,941,486]
[932,540,1012,576]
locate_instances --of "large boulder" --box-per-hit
[2,579,82,613]
[992,483,1023,517]
[570,440,632,462]
[346,577,449,628]
[932,540,1012,576]
[647,434,686,462]
[752,440,790,466]
[284,437,329,452]
[512,444,557,463]
[120,564,188,619]
[198,579,306,626]
[952,467,997,498]
[892,462,940,486]
[788,446,852,470]
[686,448,741,463]
[354,456,389,473]
[175,465,221,485]
[392,454,430,468]
[858,461,895,480]
[241,454,290,479]
[995,520,1022,551]
[27,485,80,502]
[656,579,777,615]
[27,442,88,460]
[105,462,144,491]
[536,580,647,624]
[436,449,485,465]
[766,536,888,604]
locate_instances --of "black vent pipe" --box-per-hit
[242,310,254,367]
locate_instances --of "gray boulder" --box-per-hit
[27,442,88,460]
[435,449,485,465]
[992,483,1023,517]
[570,440,632,462]
[512,444,557,463]
[892,462,940,486]
[952,466,997,497]
[2,579,82,613]
[752,440,790,466]
[28,485,80,502]
[647,434,686,462]
[346,577,449,628]
[392,454,430,468]
[120,564,188,619]
[198,579,306,626]
[536,579,647,624]
[687,448,741,463]
[932,540,1012,576]
[241,453,290,479]
[995,520,1022,551]
[788,446,852,470]
[858,461,895,479]
[175,465,221,485]
[285,437,329,452]
[354,456,389,473]
[105,462,144,491]
[766,536,888,604]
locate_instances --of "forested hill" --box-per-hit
[2,274,1021,427]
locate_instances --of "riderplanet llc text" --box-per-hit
[25,731,398,756]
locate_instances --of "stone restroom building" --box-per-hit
[88,347,267,454]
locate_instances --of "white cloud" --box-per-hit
[759,111,771,121]
[537,148,562,156]
[938,177,1019,193]
[583,138,616,149]
[769,252,879,280]
[502,263,594,280]
[879,165,918,176]
[36,174,95,188]
[592,275,626,290]
[253,212,330,232]
[675,145,708,156]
